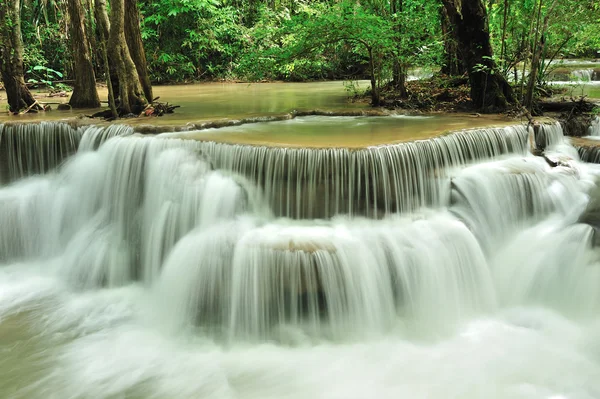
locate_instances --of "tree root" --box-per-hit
[88,97,180,121]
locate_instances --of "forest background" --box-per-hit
[2,0,600,114]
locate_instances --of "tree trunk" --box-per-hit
[524,0,556,110]
[390,0,407,97]
[94,0,118,117]
[67,0,100,108]
[440,5,465,76]
[124,0,153,102]
[0,0,40,113]
[107,0,146,114]
[94,0,119,98]
[368,47,381,106]
[441,0,515,112]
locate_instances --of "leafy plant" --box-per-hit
[26,65,64,89]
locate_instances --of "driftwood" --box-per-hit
[18,100,50,114]
[140,97,180,117]
[539,96,597,113]
[88,96,180,121]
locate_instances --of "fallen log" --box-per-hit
[539,98,597,113]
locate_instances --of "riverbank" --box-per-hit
[1,80,595,146]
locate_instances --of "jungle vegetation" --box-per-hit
[0,0,599,114]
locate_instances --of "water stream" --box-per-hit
[2,118,600,398]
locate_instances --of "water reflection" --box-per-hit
[0,81,366,124]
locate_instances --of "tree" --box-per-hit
[390,0,407,96]
[0,0,41,113]
[523,0,557,109]
[440,5,465,76]
[280,2,397,105]
[94,0,118,117]
[106,0,147,114]
[441,0,515,111]
[124,0,153,102]
[67,0,101,108]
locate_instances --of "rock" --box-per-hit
[57,104,71,111]
[578,185,600,246]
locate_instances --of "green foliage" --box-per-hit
[20,0,69,79]
[237,0,442,85]
[10,0,599,88]
[26,65,63,88]
[488,0,600,77]
[140,0,247,81]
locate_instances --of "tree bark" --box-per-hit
[0,0,40,113]
[94,0,118,97]
[440,5,465,76]
[441,0,515,112]
[67,0,101,108]
[390,0,407,97]
[124,0,153,103]
[368,47,381,106]
[107,0,146,114]
[524,0,556,110]
[94,0,118,117]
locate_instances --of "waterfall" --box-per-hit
[576,117,600,163]
[535,122,565,149]
[156,214,495,341]
[589,116,600,137]
[0,122,133,183]
[0,135,266,287]
[571,69,595,82]
[3,117,600,396]
[192,125,529,218]
[0,121,530,219]
[1,118,599,343]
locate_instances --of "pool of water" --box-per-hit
[0,81,367,124]
[163,114,518,148]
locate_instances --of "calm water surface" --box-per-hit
[0,81,366,123]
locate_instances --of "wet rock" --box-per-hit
[578,185,600,246]
[560,114,594,137]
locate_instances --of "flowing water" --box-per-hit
[2,119,600,399]
[589,116,600,137]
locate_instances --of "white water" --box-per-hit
[2,121,600,398]
[588,116,600,137]
[571,69,596,82]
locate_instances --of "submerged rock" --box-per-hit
[578,185,600,246]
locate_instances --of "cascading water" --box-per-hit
[2,119,600,398]
[571,69,595,82]
[0,122,133,183]
[576,117,600,164]
[589,116,600,137]
[183,125,529,218]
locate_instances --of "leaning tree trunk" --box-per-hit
[124,0,153,103]
[67,0,100,108]
[441,0,514,111]
[367,47,381,106]
[94,0,118,117]
[94,0,118,114]
[107,0,146,114]
[0,0,40,113]
[390,0,407,97]
[440,5,465,76]
[524,0,556,110]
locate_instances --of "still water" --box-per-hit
[163,114,516,147]
[0,81,366,123]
